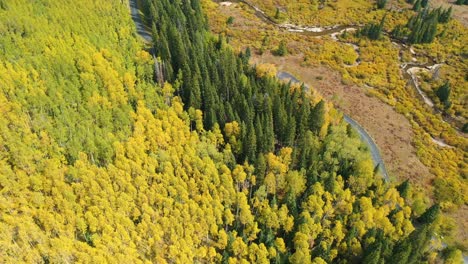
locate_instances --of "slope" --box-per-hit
[0,0,446,263]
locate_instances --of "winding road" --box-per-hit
[277,71,390,182]
[129,0,152,43]
[130,0,390,181]
[129,0,466,261]
[128,0,390,182]
[222,0,465,133]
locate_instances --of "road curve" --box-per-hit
[129,0,152,43]
[129,2,467,261]
[225,0,463,132]
[128,0,390,182]
[129,1,386,181]
[277,71,390,182]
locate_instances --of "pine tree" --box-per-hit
[309,100,325,134]
[377,0,387,9]
[362,242,382,264]
[407,9,439,44]
[438,7,452,23]
[275,40,288,56]
[245,47,252,61]
[417,204,440,224]
[391,25,405,39]
[463,123,468,133]
[274,8,280,19]
[359,15,385,40]
[436,81,451,104]
[388,240,412,264]
[413,0,421,11]
[396,179,410,199]
[243,122,257,162]
[226,16,234,25]
[406,225,432,264]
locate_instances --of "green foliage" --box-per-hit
[0,0,443,262]
[441,246,464,263]
[396,179,410,199]
[421,0,429,8]
[437,7,452,23]
[407,9,439,44]
[226,16,234,25]
[391,25,407,39]
[358,15,385,40]
[275,40,288,56]
[463,123,468,133]
[435,81,451,107]
[413,0,422,11]
[391,7,451,43]
[417,204,440,224]
[376,0,387,9]
[0,0,7,10]
[205,0,468,251]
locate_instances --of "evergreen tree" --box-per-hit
[391,25,406,39]
[406,225,433,264]
[413,0,422,11]
[362,242,382,264]
[226,16,234,25]
[463,123,468,133]
[396,179,410,199]
[359,15,386,40]
[309,100,325,134]
[243,122,257,162]
[377,0,387,9]
[274,7,280,19]
[388,240,412,264]
[275,40,288,56]
[407,9,439,44]
[438,7,452,23]
[436,81,451,104]
[417,204,440,224]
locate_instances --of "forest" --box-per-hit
[203,0,467,254]
[0,0,463,263]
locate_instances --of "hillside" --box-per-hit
[203,0,467,252]
[0,0,462,263]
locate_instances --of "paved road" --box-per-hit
[130,3,466,261]
[129,0,152,43]
[128,2,389,181]
[277,71,390,182]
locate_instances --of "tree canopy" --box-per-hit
[0,0,445,262]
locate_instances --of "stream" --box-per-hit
[127,0,465,260]
[217,0,465,135]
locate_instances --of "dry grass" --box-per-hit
[252,52,432,186]
[206,0,468,251]
[430,0,468,26]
